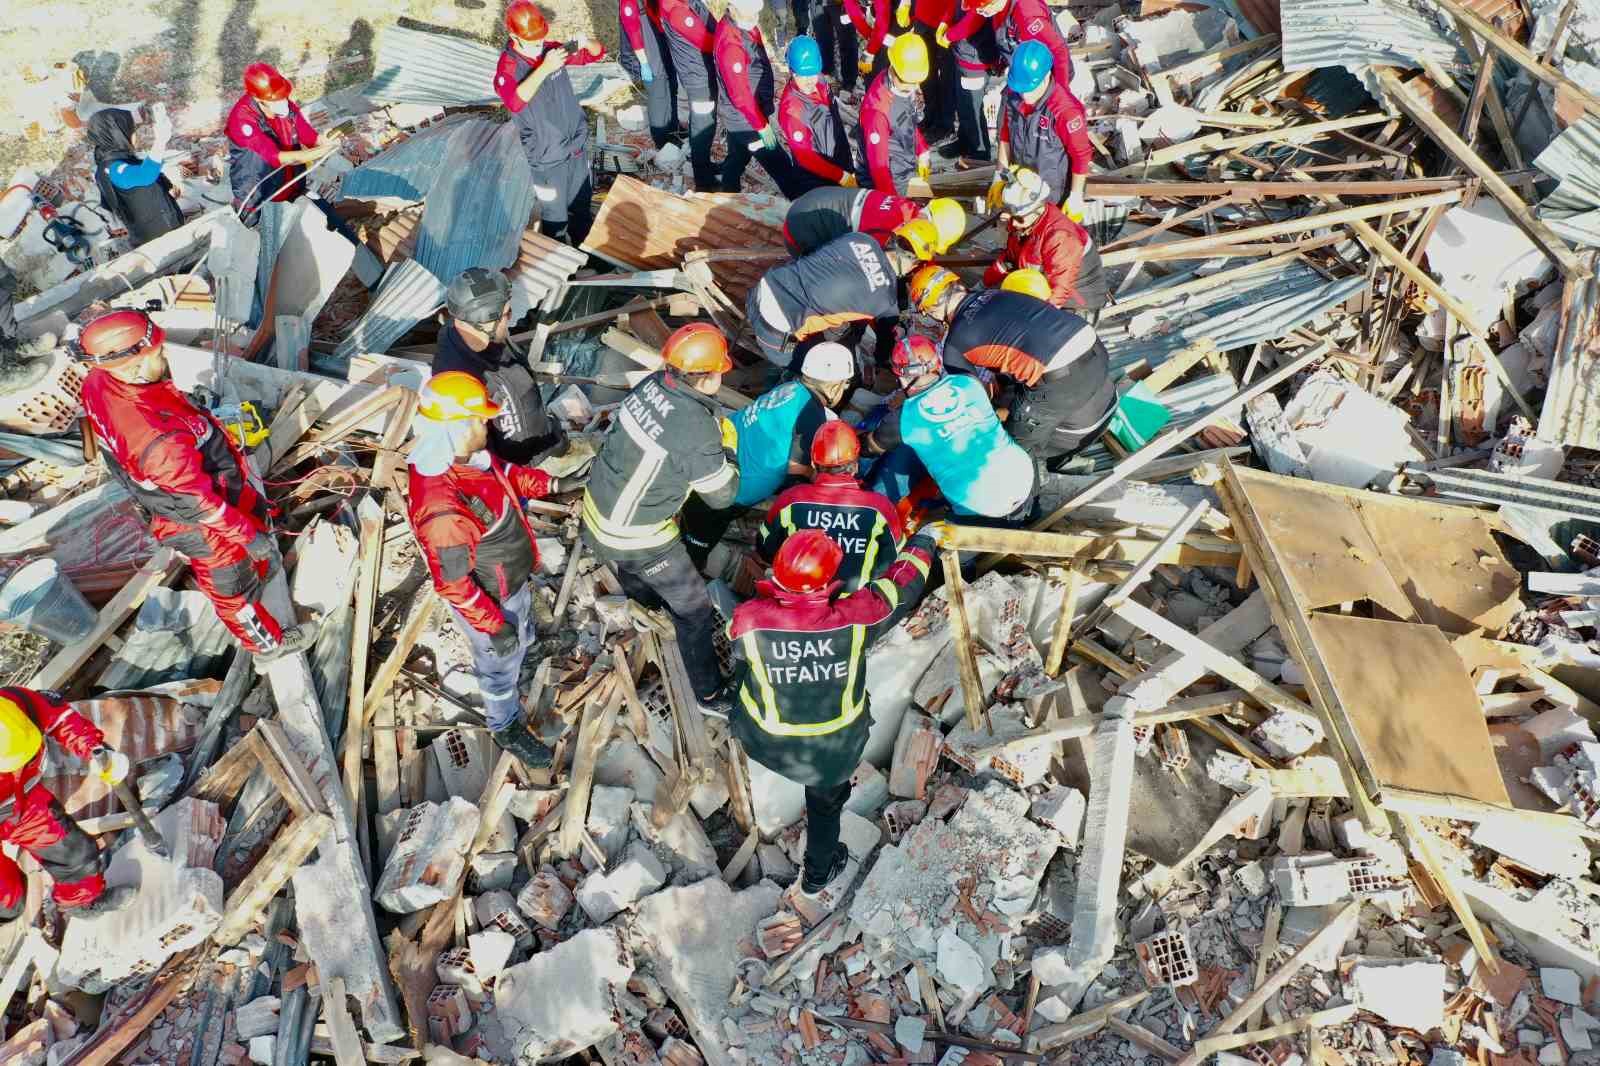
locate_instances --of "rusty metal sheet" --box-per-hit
[1538,252,1600,447]
[583,175,787,301]
[41,695,206,822]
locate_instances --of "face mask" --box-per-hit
[266,99,291,117]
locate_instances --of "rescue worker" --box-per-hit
[919,268,1116,468]
[992,40,1092,215]
[715,0,802,196]
[494,0,608,246]
[225,62,342,216]
[758,421,903,590]
[406,372,582,769]
[983,167,1106,312]
[855,35,932,195]
[943,0,1072,86]
[744,226,926,369]
[843,0,892,82]
[820,0,863,97]
[658,0,722,190]
[88,108,183,248]
[76,310,316,661]
[783,187,964,257]
[899,0,957,147]
[680,342,855,570]
[730,526,936,911]
[619,0,682,150]
[935,0,1000,163]
[433,268,567,467]
[864,320,1038,521]
[581,324,741,714]
[777,36,855,196]
[0,688,136,921]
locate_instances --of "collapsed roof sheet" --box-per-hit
[1279,0,1468,74]
[362,24,627,110]
[1535,116,1600,249]
[1537,252,1600,448]
[412,121,538,285]
[333,258,447,362]
[338,116,477,203]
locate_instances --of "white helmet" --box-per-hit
[800,342,855,383]
[729,0,764,15]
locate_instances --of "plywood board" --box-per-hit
[1226,469,1416,620]
[1356,495,1521,634]
[1308,614,1510,807]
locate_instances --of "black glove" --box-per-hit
[488,622,520,657]
[245,531,280,579]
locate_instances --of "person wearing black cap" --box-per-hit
[433,267,567,468]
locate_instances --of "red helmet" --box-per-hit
[772,529,844,594]
[662,322,733,373]
[891,334,941,378]
[506,0,550,40]
[810,421,860,468]
[77,309,165,364]
[243,62,292,102]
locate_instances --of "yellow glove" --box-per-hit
[90,747,130,786]
[840,172,859,188]
[917,153,931,180]
[920,519,952,545]
[986,175,1005,212]
[935,21,951,47]
[1065,191,1086,222]
[896,0,911,27]
[859,54,875,75]
[719,417,739,451]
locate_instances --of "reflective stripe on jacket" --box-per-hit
[758,473,903,590]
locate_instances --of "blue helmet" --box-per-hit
[1007,40,1052,94]
[787,35,823,77]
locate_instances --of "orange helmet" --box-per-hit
[907,264,960,313]
[891,333,941,377]
[810,421,860,468]
[662,322,733,373]
[506,0,550,40]
[243,62,292,102]
[77,309,165,364]
[772,529,843,593]
[419,371,503,422]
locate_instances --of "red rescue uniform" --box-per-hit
[80,369,288,654]
[983,201,1107,311]
[778,78,854,187]
[999,80,1092,205]
[854,68,927,194]
[758,472,903,590]
[224,94,319,213]
[843,0,891,58]
[947,0,1070,82]
[0,689,113,916]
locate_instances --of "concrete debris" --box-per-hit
[374,796,479,913]
[575,839,667,924]
[1541,966,1584,1005]
[1349,958,1447,1032]
[495,928,634,1060]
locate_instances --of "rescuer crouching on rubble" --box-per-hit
[0,687,135,921]
[406,372,586,770]
[730,526,936,916]
[76,310,317,662]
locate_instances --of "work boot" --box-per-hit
[493,718,554,770]
[787,848,859,925]
[71,885,136,918]
[698,687,734,721]
[253,621,320,663]
[629,602,674,634]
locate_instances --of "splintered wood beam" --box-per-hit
[935,524,1241,569]
[361,586,440,725]
[941,551,990,734]
[341,495,384,876]
[215,812,332,946]
[1397,813,1501,975]
[1044,566,1082,678]
[559,677,624,857]
[1428,0,1600,122]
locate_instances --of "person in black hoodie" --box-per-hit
[87,109,184,248]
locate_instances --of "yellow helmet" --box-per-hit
[923,198,966,253]
[893,218,942,260]
[888,34,930,83]
[0,695,43,774]
[418,371,503,423]
[1001,268,1052,301]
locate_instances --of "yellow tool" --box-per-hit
[218,401,269,448]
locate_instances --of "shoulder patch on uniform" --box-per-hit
[1067,116,1083,131]
[869,132,881,144]
[624,4,634,12]
[241,123,254,136]
[496,76,505,85]
[733,61,744,73]
[685,15,695,24]
[1026,17,1045,32]
[792,129,806,141]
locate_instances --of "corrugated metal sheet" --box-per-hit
[339,116,476,203]
[1537,251,1600,447]
[583,175,788,300]
[510,229,590,314]
[412,121,538,285]
[333,258,448,361]
[1075,372,1244,471]
[362,24,628,109]
[94,587,234,691]
[1280,0,1469,74]
[41,693,203,822]
[1535,117,1600,248]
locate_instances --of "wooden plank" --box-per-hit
[1397,812,1501,974]
[1079,501,1212,635]
[374,693,402,817]
[1173,902,1360,1066]
[1379,786,1598,840]
[1044,566,1081,678]
[1132,113,1392,170]
[1245,903,1282,1029]
[361,587,440,724]
[215,812,331,946]
[721,828,759,883]
[255,719,331,815]
[1377,68,1587,278]
[341,495,384,873]
[321,977,366,1066]
[1428,0,1600,122]
[59,951,200,1066]
[559,678,625,857]
[1107,1017,1184,1061]
[1195,1005,1360,1057]
[369,390,419,498]
[1086,176,1486,201]
[29,548,181,692]
[552,537,585,623]
[941,551,990,733]
[308,1032,419,1063]
[937,524,1241,568]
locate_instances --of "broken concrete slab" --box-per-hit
[1348,958,1447,1032]
[374,797,479,913]
[575,840,667,924]
[495,927,634,1060]
[1542,965,1583,1004]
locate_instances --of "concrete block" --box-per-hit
[888,713,943,799]
[1348,958,1446,1032]
[1278,905,1352,971]
[469,850,518,893]
[436,947,483,998]
[1030,787,1086,848]
[937,929,988,992]
[945,705,1050,786]
[1269,853,1355,906]
[1526,705,1597,758]
[588,785,636,861]
[374,797,479,913]
[469,929,516,982]
[576,841,668,924]
[426,983,472,1042]
[1470,816,1591,880]
[757,844,796,883]
[593,734,666,795]
[432,728,494,799]
[476,889,535,949]
[517,868,575,932]
[247,1035,275,1065]
[896,1015,927,1053]
[659,1037,706,1066]
[755,911,804,958]
[1254,708,1323,759]
[845,761,890,817]
[233,996,280,1040]
[1057,718,1136,1009]
[497,928,633,1059]
[1542,966,1583,1004]
[631,801,720,883]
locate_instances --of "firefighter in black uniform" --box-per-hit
[581,324,741,713]
[433,267,568,467]
[744,229,925,369]
[757,421,903,590]
[730,526,936,913]
[919,272,1117,468]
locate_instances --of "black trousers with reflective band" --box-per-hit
[612,539,724,700]
[803,779,852,889]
